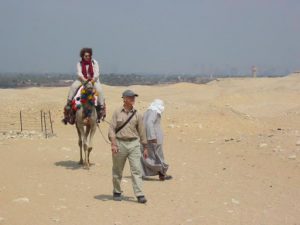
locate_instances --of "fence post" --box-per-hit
[19,110,23,132]
[40,110,43,132]
[43,112,47,138]
[48,110,54,134]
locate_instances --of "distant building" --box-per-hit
[58,80,74,86]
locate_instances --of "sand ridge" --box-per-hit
[0,74,300,224]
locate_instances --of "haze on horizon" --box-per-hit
[0,0,299,75]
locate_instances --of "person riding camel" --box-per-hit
[63,48,106,124]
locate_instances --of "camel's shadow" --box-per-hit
[54,160,86,170]
[94,194,136,203]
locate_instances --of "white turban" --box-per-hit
[148,99,165,114]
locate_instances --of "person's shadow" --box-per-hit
[54,160,82,170]
[94,194,136,203]
[123,175,161,181]
[142,177,161,181]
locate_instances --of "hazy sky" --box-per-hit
[0,0,299,74]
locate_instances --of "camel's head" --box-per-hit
[85,81,94,91]
[80,81,96,109]
[82,81,95,97]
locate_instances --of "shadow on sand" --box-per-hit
[54,160,83,170]
[94,194,136,203]
[142,177,161,181]
[54,160,95,170]
[123,175,161,181]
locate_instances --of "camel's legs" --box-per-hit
[79,123,87,168]
[87,124,97,164]
[76,124,83,164]
[75,107,97,169]
[83,125,91,168]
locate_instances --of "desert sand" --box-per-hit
[0,74,300,225]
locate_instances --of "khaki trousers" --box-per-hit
[112,139,144,197]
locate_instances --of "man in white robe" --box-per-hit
[141,99,172,181]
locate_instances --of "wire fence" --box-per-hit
[0,109,54,138]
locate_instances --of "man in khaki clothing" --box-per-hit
[108,90,148,204]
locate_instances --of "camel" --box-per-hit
[75,82,97,169]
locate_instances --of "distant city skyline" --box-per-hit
[0,0,299,75]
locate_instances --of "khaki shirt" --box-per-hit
[108,106,147,145]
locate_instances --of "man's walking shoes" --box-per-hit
[159,172,173,181]
[137,196,147,204]
[113,192,122,201]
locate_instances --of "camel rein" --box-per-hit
[96,120,112,145]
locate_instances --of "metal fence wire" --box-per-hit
[0,109,54,138]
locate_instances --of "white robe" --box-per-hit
[141,109,169,176]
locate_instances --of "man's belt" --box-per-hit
[116,137,138,142]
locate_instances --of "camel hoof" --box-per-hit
[79,160,83,165]
[83,161,90,169]
[84,165,90,170]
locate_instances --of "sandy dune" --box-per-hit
[0,75,300,225]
